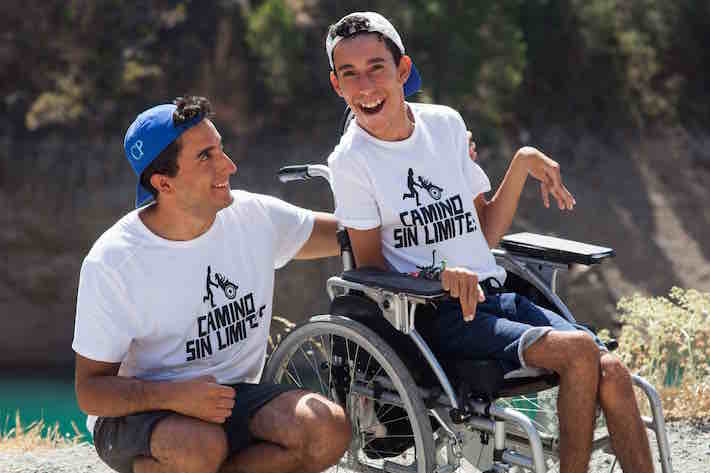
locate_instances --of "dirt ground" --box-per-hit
[1,418,707,472]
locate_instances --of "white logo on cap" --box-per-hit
[130,140,144,160]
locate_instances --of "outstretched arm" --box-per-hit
[476,146,575,249]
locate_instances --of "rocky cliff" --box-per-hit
[2,126,708,367]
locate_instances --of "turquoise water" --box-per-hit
[0,370,91,441]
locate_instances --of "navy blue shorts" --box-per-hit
[93,382,296,473]
[426,293,604,372]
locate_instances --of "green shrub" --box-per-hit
[246,0,308,104]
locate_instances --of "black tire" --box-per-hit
[263,315,435,473]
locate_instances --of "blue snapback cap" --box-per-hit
[124,104,204,207]
[403,63,422,97]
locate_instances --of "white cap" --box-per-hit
[326,11,421,96]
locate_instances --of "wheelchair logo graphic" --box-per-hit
[403,168,444,206]
[129,140,144,160]
[203,265,238,308]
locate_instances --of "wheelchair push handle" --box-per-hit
[277,164,333,184]
[277,165,310,183]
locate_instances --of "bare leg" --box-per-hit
[598,353,654,473]
[523,330,600,473]
[133,414,229,473]
[221,390,351,473]
[133,390,349,473]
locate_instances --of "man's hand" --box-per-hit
[169,375,236,424]
[518,147,576,210]
[440,267,486,321]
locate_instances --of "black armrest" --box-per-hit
[500,232,615,266]
[341,268,445,297]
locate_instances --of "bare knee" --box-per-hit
[599,354,634,407]
[571,331,601,364]
[525,330,600,378]
[250,390,351,472]
[149,414,228,473]
[297,395,352,471]
[281,393,351,471]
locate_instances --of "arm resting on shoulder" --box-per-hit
[347,227,388,270]
[295,212,340,259]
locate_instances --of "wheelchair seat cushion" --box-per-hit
[341,268,445,297]
[439,357,559,401]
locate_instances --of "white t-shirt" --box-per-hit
[73,190,314,434]
[328,102,506,283]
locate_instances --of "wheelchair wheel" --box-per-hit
[263,315,435,473]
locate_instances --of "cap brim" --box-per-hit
[404,62,422,97]
[135,182,154,208]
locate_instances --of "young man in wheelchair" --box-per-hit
[325,12,653,473]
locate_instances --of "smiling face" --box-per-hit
[152,119,237,218]
[330,33,413,141]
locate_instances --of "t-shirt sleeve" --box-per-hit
[328,150,381,230]
[463,158,492,198]
[452,111,491,197]
[72,258,136,363]
[259,195,315,269]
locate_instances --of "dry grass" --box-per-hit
[657,381,710,421]
[268,315,297,354]
[0,411,85,452]
[611,288,710,420]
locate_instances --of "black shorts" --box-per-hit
[93,382,297,473]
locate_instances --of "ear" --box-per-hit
[330,71,344,98]
[398,55,413,86]
[149,173,173,199]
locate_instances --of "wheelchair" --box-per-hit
[264,164,673,473]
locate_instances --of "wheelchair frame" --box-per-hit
[267,164,673,473]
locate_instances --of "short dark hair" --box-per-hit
[328,16,402,73]
[139,96,213,201]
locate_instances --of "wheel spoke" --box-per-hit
[360,413,412,432]
[297,341,328,395]
[366,364,386,386]
[322,334,334,400]
[264,318,433,472]
[286,357,305,388]
[375,401,398,421]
